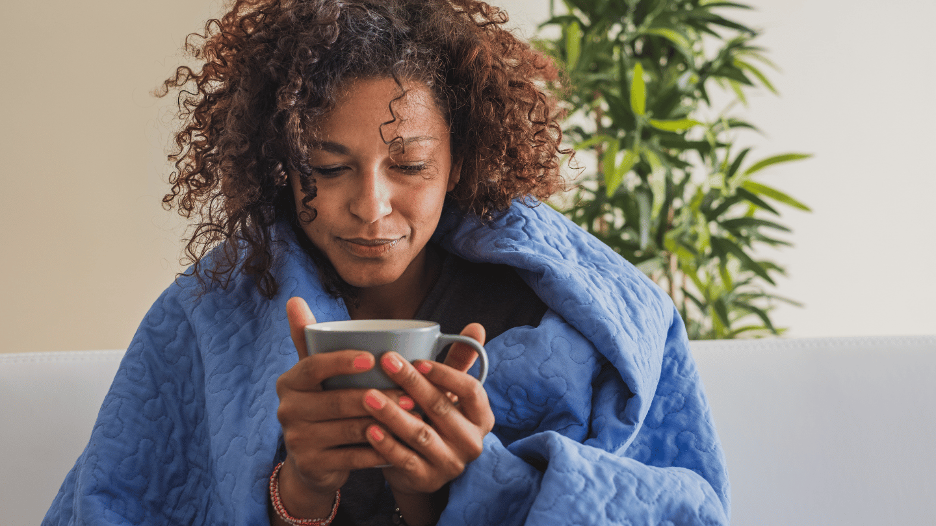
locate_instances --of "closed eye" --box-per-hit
[394,163,428,174]
[312,165,347,178]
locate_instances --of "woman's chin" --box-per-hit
[336,267,403,291]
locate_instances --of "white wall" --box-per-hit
[1,0,932,354]
[724,0,936,337]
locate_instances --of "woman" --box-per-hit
[45,0,729,525]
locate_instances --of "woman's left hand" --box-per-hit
[361,323,494,498]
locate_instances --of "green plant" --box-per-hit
[537,0,811,339]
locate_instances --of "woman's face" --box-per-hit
[290,77,458,290]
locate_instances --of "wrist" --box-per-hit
[271,461,341,525]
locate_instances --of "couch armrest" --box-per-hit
[0,350,125,526]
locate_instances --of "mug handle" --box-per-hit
[434,334,488,385]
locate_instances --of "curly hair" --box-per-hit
[159,0,569,298]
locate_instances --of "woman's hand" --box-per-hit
[361,323,495,518]
[274,297,413,519]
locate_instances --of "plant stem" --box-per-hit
[593,91,609,235]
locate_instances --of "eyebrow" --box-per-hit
[311,136,439,154]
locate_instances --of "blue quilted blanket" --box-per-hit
[45,202,729,525]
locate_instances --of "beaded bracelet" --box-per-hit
[269,461,341,526]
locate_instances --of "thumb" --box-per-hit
[286,297,317,359]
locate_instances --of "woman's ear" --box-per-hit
[447,158,463,192]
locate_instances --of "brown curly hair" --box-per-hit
[159,0,569,298]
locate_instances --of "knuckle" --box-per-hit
[296,357,315,379]
[401,451,421,473]
[427,395,453,418]
[394,365,421,387]
[326,392,347,418]
[276,399,298,425]
[412,424,434,447]
[345,421,366,443]
[443,457,465,479]
[464,438,484,461]
[467,379,486,400]
[281,427,301,448]
[482,414,495,433]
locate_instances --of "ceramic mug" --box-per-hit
[305,319,488,390]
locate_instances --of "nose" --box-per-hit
[349,167,392,224]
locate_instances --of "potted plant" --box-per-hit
[537,0,811,339]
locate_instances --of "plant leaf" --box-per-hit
[648,118,702,132]
[721,217,792,233]
[700,2,753,9]
[713,298,731,327]
[711,236,776,285]
[606,148,639,197]
[735,303,777,333]
[735,187,779,215]
[643,28,693,59]
[736,59,777,94]
[637,188,652,249]
[682,287,707,313]
[602,137,620,174]
[727,147,751,179]
[564,20,583,69]
[744,152,811,176]
[574,134,615,151]
[742,181,812,211]
[630,62,646,116]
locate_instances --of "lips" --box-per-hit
[337,236,404,258]
[346,237,400,246]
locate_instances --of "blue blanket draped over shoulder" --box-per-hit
[45,202,730,525]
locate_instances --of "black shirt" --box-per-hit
[415,248,548,350]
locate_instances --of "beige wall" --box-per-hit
[1,0,221,353]
[2,0,933,355]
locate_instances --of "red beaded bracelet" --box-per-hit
[269,461,341,526]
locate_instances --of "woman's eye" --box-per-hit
[395,163,427,174]
[312,166,346,178]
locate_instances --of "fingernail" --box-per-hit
[398,396,415,411]
[382,353,403,374]
[364,392,385,410]
[368,425,385,442]
[416,361,432,375]
[353,354,372,371]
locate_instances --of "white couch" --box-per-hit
[2,336,935,525]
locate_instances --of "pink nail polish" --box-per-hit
[398,396,415,411]
[416,361,432,375]
[369,426,385,442]
[364,392,385,410]
[353,355,372,371]
[382,353,403,373]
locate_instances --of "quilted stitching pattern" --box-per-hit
[44,202,728,525]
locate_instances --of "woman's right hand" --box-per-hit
[273,297,413,519]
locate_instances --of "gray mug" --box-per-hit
[305,319,488,390]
